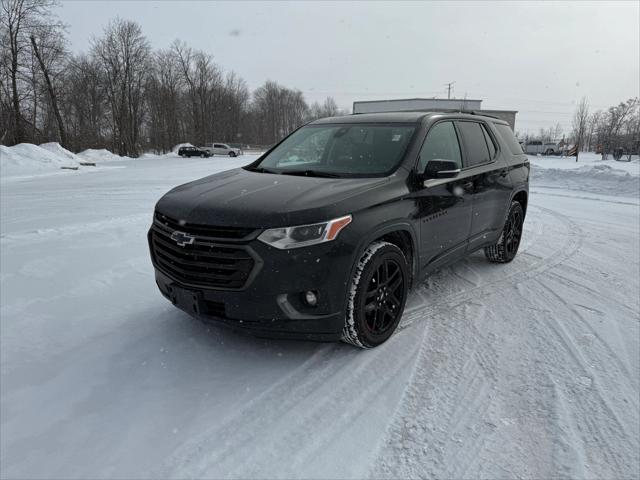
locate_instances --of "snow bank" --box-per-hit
[529,152,639,176]
[77,148,127,163]
[531,163,640,197]
[0,143,80,178]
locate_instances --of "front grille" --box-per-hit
[155,212,255,240]
[150,214,259,289]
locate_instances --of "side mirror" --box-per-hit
[424,159,461,180]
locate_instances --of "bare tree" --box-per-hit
[92,18,150,156]
[30,23,66,146]
[0,0,59,145]
[571,97,589,162]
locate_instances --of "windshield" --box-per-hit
[251,124,416,177]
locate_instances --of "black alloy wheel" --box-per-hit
[343,241,409,348]
[363,258,405,335]
[485,201,524,263]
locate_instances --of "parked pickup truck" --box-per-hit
[203,143,243,157]
[524,140,559,156]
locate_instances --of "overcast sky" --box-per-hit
[58,0,638,134]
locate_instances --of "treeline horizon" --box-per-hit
[1,0,347,157]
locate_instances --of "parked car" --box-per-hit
[524,140,558,155]
[203,143,242,157]
[149,112,529,348]
[178,146,212,158]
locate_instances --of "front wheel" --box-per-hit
[484,201,524,263]
[228,151,237,157]
[342,241,409,348]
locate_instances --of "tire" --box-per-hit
[229,151,236,157]
[544,149,553,156]
[342,241,409,348]
[484,201,524,263]
[200,153,206,158]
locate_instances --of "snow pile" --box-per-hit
[0,142,80,178]
[531,163,640,197]
[39,142,80,163]
[77,148,127,163]
[528,152,639,175]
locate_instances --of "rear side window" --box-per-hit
[417,121,462,172]
[457,121,491,167]
[481,124,497,159]
[494,124,524,154]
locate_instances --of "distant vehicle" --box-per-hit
[524,140,559,156]
[149,112,529,348]
[203,143,243,157]
[178,146,212,158]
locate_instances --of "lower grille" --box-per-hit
[150,218,258,289]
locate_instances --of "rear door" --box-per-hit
[414,120,474,271]
[456,120,512,251]
[214,143,226,155]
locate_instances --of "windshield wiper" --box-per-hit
[280,169,341,178]
[246,166,278,174]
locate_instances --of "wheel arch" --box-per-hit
[511,189,528,217]
[351,221,419,289]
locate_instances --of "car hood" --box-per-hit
[155,167,394,228]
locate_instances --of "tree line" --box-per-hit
[1,0,345,156]
[518,97,639,161]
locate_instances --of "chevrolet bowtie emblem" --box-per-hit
[170,231,195,247]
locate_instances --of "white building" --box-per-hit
[352,98,517,130]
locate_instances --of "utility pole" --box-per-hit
[444,81,456,99]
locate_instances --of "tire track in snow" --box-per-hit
[0,213,150,247]
[371,204,589,478]
[159,330,425,479]
[526,280,639,476]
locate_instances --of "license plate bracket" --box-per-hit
[169,284,202,315]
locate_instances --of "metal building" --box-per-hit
[352,98,517,130]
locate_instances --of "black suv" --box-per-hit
[178,146,212,158]
[149,112,529,348]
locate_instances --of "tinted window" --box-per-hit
[495,124,524,154]
[457,121,491,167]
[481,124,497,159]
[214,144,224,148]
[417,121,462,172]
[255,124,416,177]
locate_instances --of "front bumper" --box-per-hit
[151,236,356,341]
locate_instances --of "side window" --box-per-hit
[417,121,462,173]
[481,124,497,159]
[214,144,224,148]
[494,124,524,154]
[457,121,491,167]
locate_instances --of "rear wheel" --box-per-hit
[485,201,524,263]
[229,151,236,157]
[342,241,409,348]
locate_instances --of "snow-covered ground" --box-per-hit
[1,146,639,478]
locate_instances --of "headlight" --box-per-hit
[257,215,352,249]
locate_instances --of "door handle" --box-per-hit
[462,181,474,190]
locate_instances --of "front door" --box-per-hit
[413,121,474,272]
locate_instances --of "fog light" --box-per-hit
[304,290,318,307]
